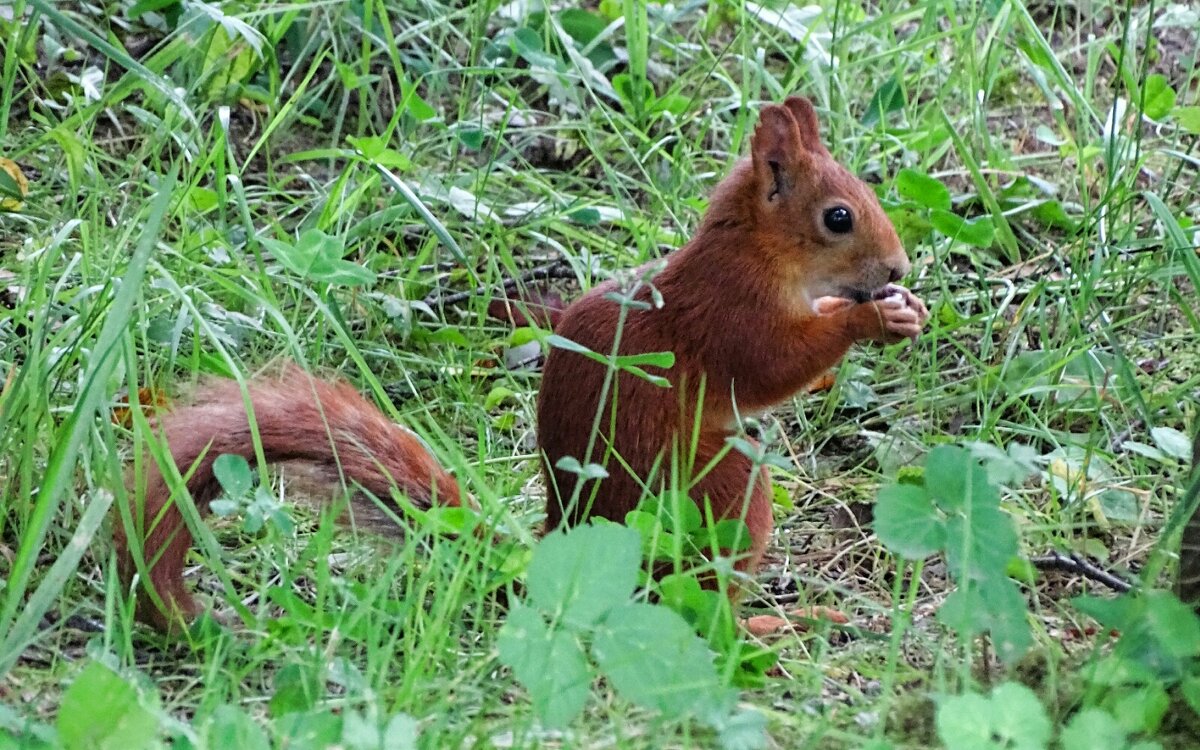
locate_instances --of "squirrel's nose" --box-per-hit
[887,256,911,283]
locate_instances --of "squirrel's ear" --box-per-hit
[751,105,804,202]
[781,96,828,155]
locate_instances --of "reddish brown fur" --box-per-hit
[115,365,462,631]
[537,97,920,579]
[117,96,926,632]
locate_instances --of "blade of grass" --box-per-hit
[0,166,178,656]
[0,487,113,674]
[26,0,196,125]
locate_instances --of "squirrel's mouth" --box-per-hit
[844,286,890,304]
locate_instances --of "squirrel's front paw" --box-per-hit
[875,283,929,324]
[873,289,926,343]
[813,296,855,316]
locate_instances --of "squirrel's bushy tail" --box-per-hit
[114,364,463,631]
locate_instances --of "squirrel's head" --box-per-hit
[746,96,909,308]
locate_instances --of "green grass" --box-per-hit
[1,1,1199,748]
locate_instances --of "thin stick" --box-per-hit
[1031,550,1133,593]
[423,260,577,309]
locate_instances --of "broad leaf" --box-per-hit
[874,483,945,559]
[591,602,734,722]
[930,209,995,248]
[206,705,269,750]
[895,169,951,211]
[58,662,158,750]
[1142,74,1176,120]
[526,525,641,628]
[1059,708,1128,750]
[497,604,591,728]
[213,453,252,497]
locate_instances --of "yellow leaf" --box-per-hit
[0,157,28,211]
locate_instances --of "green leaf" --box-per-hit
[1175,106,1200,134]
[649,92,691,118]
[963,441,1040,486]
[526,525,642,628]
[1072,593,1136,630]
[1096,489,1139,523]
[1180,674,1200,715]
[711,518,753,553]
[895,169,951,211]
[347,135,412,171]
[569,207,601,225]
[262,236,318,278]
[617,364,671,388]
[715,709,769,749]
[273,709,343,750]
[545,334,594,356]
[262,230,375,286]
[612,351,676,370]
[1142,74,1176,120]
[987,682,1051,749]
[625,509,681,561]
[930,209,996,248]
[657,573,736,647]
[944,505,1018,579]
[497,604,591,728]
[939,587,988,637]
[213,453,252,497]
[558,8,607,45]
[1031,199,1077,231]
[206,705,269,750]
[924,445,971,508]
[381,714,419,750]
[269,662,322,718]
[128,0,180,21]
[651,492,702,535]
[317,258,377,286]
[511,27,559,69]
[483,386,517,411]
[1150,426,1193,461]
[1105,683,1170,734]
[1140,590,1200,659]
[1121,440,1166,462]
[57,662,158,750]
[0,170,20,202]
[294,229,341,271]
[186,185,219,213]
[591,602,735,722]
[399,76,436,121]
[887,206,934,248]
[925,445,1001,514]
[979,577,1034,664]
[1060,708,1127,750]
[862,76,905,127]
[934,692,994,748]
[456,128,485,150]
[936,683,1049,750]
[210,498,239,517]
[554,456,610,480]
[873,483,945,559]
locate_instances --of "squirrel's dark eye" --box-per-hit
[823,206,853,234]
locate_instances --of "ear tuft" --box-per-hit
[750,105,800,167]
[751,105,804,200]
[781,96,828,155]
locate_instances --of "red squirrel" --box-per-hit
[116,96,928,631]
